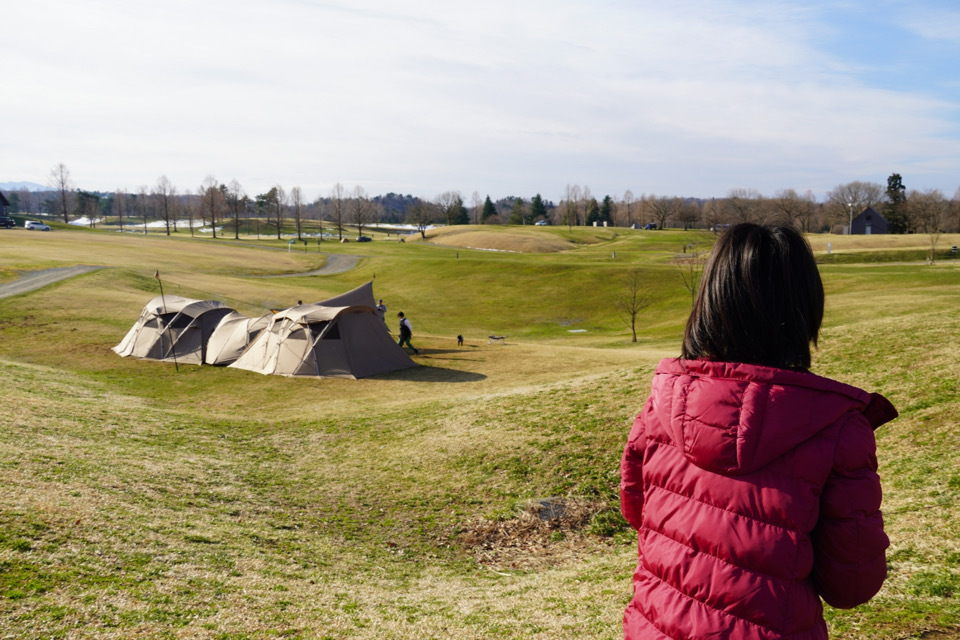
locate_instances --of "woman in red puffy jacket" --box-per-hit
[620,223,896,639]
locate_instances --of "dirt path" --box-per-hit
[0,266,107,300]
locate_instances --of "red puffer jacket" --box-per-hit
[621,359,896,639]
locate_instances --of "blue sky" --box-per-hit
[2,0,958,203]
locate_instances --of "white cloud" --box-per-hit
[2,0,959,201]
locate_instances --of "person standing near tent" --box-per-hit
[397,311,419,355]
[376,298,387,322]
[620,223,895,639]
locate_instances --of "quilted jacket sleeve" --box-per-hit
[811,412,889,608]
[620,414,647,531]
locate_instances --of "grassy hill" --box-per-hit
[0,226,958,638]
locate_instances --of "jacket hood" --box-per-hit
[650,359,897,475]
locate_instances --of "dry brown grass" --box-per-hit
[419,227,578,253]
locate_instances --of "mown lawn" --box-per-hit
[0,227,957,638]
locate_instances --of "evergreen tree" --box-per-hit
[530,193,547,223]
[508,198,526,224]
[599,195,613,225]
[481,195,497,223]
[585,197,600,225]
[451,194,469,225]
[885,173,908,234]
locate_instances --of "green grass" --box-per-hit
[0,226,958,638]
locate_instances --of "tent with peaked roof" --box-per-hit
[113,295,234,365]
[229,281,416,379]
[204,311,271,365]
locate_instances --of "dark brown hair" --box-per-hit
[681,223,824,370]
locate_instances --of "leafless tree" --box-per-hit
[561,184,582,229]
[702,199,726,231]
[328,183,347,241]
[724,188,763,224]
[471,191,483,225]
[676,239,709,306]
[620,189,636,227]
[48,162,75,223]
[137,185,150,234]
[227,180,246,240]
[616,269,652,343]
[435,190,464,225]
[351,185,374,238]
[153,175,177,235]
[199,175,224,239]
[908,189,949,263]
[112,189,126,232]
[825,181,884,231]
[290,186,305,240]
[407,201,440,238]
[268,184,287,240]
[770,189,817,231]
[646,195,680,230]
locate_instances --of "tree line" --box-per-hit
[7,164,958,238]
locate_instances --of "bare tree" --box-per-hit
[771,189,818,231]
[48,162,75,223]
[676,239,708,305]
[328,183,347,241]
[290,186,304,240]
[407,201,440,238]
[113,189,126,232]
[647,195,680,230]
[562,184,582,229]
[227,180,246,240]
[826,181,884,231]
[137,185,150,234]
[702,199,726,231]
[471,191,483,225]
[436,191,465,225]
[616,269,652,343]
[199,175,224,239]
[724,188,763,224]
[269,184,287,240]
[621,189,636,227]
[351,185,373,238]
[153,175,177,235]
[908,189,949,263]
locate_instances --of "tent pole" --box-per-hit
[155,270,179,372]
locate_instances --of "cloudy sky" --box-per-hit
[3,0,959,203]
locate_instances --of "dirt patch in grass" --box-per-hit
[459,497,609,571]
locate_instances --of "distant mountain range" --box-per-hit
[0,181,49,192]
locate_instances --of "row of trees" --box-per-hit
[15,164,960,238]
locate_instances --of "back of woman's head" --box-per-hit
[682,223,824,370]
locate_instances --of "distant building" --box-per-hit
[851,207,888,235]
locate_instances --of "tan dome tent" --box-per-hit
[203,311,271,366]
[229,282,416,379]
[113,295,234,365]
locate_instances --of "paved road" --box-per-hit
[0,253,359,299]
[0,266,106,300]
[246,253,361,278]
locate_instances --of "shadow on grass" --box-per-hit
[377,364,486,383]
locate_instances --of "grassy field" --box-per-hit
[0,225,958,639]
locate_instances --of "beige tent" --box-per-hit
[204,311,271,365]
[113,295,234,365]
[229,282,416,378]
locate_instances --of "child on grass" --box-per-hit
[620,223,896,639]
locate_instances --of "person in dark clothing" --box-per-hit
[397,311,419,355]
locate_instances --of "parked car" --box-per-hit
[643,223,658,230]
[25,220,51,231]
[0,217,15,229]
[534,220,549,226]
[356,236,372,242]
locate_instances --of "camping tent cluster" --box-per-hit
[113,282,416,379]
